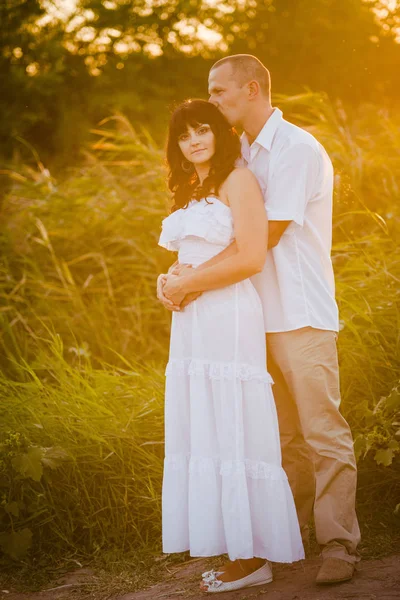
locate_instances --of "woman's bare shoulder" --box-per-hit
[222,167,260,194]
[219,168,261,205]
[219,167,254,189]
[226,166,257,183]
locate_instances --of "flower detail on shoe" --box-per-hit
[202,569,223,582]
[201,570,224,590]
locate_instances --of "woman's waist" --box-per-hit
[178,237,228,267]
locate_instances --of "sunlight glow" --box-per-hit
[39,0,400,48]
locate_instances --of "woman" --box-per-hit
[158,99,304,593]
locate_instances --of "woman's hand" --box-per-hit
[171,267,203,307]
[157,274,181,311]
[158,264,202,310]
[163,273,188,306]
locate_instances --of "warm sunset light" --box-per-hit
[1,0,400,597]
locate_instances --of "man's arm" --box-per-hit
[268,220,291,249]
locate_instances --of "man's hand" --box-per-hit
[167,260,179,275]
[169,262,192,276]
[180,291,202,309]
[156,273,181,311]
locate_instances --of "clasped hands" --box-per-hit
[157,263,202,311]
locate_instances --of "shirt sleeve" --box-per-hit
[266,143,320,227]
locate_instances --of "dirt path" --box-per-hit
[122,555,400,600]
[2,555,399,600]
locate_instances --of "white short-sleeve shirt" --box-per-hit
[241,108,339,333]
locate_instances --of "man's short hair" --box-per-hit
[210,54,271,99]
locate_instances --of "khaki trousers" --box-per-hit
[266,327,361,564]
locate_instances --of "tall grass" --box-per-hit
[0,116,171,373]
[0,96,399,561]
[0,336,165,559]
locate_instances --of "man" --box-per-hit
[157,54,360,585]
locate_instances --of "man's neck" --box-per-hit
[243,105,274,146]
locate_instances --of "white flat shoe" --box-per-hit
[201,562,273,593]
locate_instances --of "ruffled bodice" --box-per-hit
[159,197,234,253]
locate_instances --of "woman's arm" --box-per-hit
[184,219,290,273]
[167,218,288,286]
[163,168,267,301]
[182,218,289,275]
[175,215,289,279]
[195,240,238,270]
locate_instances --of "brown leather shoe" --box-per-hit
[316,558,355,585]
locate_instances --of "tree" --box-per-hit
[1,0,399,170]
[0,0,94,166]
[68,0,229,68]
[221,0,400,102]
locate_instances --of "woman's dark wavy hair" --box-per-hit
[166,99,241,212]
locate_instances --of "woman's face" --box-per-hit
[178,123,216,167]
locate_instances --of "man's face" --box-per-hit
[208,63,248,128]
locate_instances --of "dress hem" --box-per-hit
[162,548,305,563]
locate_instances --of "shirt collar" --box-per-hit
[241,107,283,158]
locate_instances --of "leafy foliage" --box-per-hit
[354,385,400,467]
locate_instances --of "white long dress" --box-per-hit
[159,197,304,563]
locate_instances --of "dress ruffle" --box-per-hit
[162,451,304,562]
[164,454,287,481]
[166,357,273,384]
[159,198,234,251]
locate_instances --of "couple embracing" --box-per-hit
[156,54,360,593]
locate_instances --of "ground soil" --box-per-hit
[1,555,399,600]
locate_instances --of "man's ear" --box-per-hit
[248,80,261,100]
